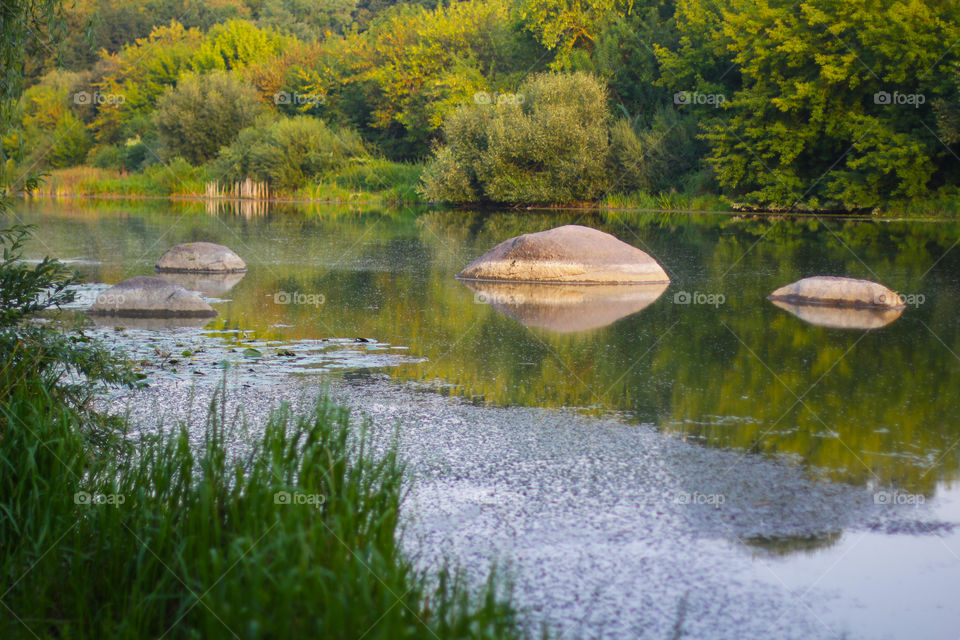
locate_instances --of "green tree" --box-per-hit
[92,22,206,143]
[154,70,264,164]
[658,0,960,208]
[515,0,635,69]
[421,71,610,203]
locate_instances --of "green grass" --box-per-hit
[0,375,529,640]
[601,189,732,212]
[37,158,426,205]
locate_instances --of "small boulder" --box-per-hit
[767,276,904,309]
[86,276,217,318]
[156,242,246,273]
[457,225,670,284]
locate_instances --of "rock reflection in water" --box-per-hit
[769,299,904,330]
[158,271,246,297]
[463,280,668,333]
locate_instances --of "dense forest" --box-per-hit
[5,0,960,210]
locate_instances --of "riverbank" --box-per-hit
[101,362,960,640]
[23,168,960,217]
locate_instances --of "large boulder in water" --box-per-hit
[457,225,670,284]
[155,242,246,273]
[767,276,904,309]
[86,276,217,318]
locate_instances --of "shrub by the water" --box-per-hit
[421,72,611,204]
[211,115,370,193]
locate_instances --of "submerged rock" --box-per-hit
[457,225,670,284]
[464,280,668,333]
[769,299,904,330]
[86,276,218,318]
[156,242,246,273]
[767,276,904,309]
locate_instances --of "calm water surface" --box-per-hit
[14,198,960,497]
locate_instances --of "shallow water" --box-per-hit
[12,198,960,638]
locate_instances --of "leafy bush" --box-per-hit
[421,71,610,204]
[607,105,707,194]
[153,70,264,164]
[211,115,369,192]
[0,224,138,416]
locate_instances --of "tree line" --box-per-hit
[5,0,960,209]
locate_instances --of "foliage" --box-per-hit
[153,70,264,164]
[0,0,66,133]
[0,225,139,415]
[253,0,358,40]
[658,0,960,208]
[607,104,707,194]
[515,0,636,69]
[91,22,206,143]
[211,115,370,191]
[421,71,610,203]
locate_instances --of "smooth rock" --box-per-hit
[457,225,670,284]
[155,242,246,273]
[769,300,904,330]
[86,276,218,318]
[464,280,668,333]
[767,276,904,309]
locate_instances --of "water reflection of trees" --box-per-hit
[21,200,960,493]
